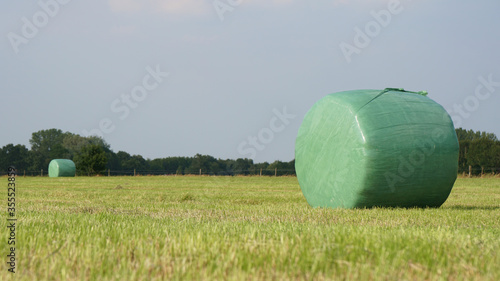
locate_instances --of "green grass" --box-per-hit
[2,176,499,280]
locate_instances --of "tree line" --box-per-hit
[0,129,295,176]
[0,128,498,176]
[455,128,500,175]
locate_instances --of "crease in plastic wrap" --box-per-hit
[295,88,459,208]
[48,159,76,177]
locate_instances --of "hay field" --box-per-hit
[2,176,499,280]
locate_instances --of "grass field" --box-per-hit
[2,176,499,280]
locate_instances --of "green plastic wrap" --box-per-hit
[295,88,459,209]
[48,159,76,177]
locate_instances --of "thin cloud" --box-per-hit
[108,0,211,15]
[107,0,396,17]
[108,0,296,16]
[108,0,143,13]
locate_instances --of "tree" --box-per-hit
[467,139,497,175]
[0,144,30,171]
[455,128,497,141]
[29,129,70,170]
[105,150,120,171]
[456,128,499,174]
[254,162,270,175]
[74,144,108,176]
[221,159,236,175]
[62,133,110,159]
[161,157,191,174]
[209,162,222,175]
[113,151,131,170]
[122,155,148,172]
[234,158,252,175]
[149,159,164,172]
[494,142,500,174]
[176,166,184,175]
[457,140,471,172]
[186,154,217,175]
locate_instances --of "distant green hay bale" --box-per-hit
[48,159,76,177]
[295,88,459,209]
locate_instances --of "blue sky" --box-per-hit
[1,0,499,163]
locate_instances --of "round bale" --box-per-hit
[48,159,76,177]
[295,88,459,208]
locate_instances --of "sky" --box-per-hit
[1,0,499,163]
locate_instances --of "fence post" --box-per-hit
[41,169,43,177]
[134,169,136,176]
[260,168,262,177]
[275,168,277,177]
[108,169,110,177]
[468,165,471,178]
[199,169,202,176]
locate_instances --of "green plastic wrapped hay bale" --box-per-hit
[48,159,76,177]
[295,88,459,209]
